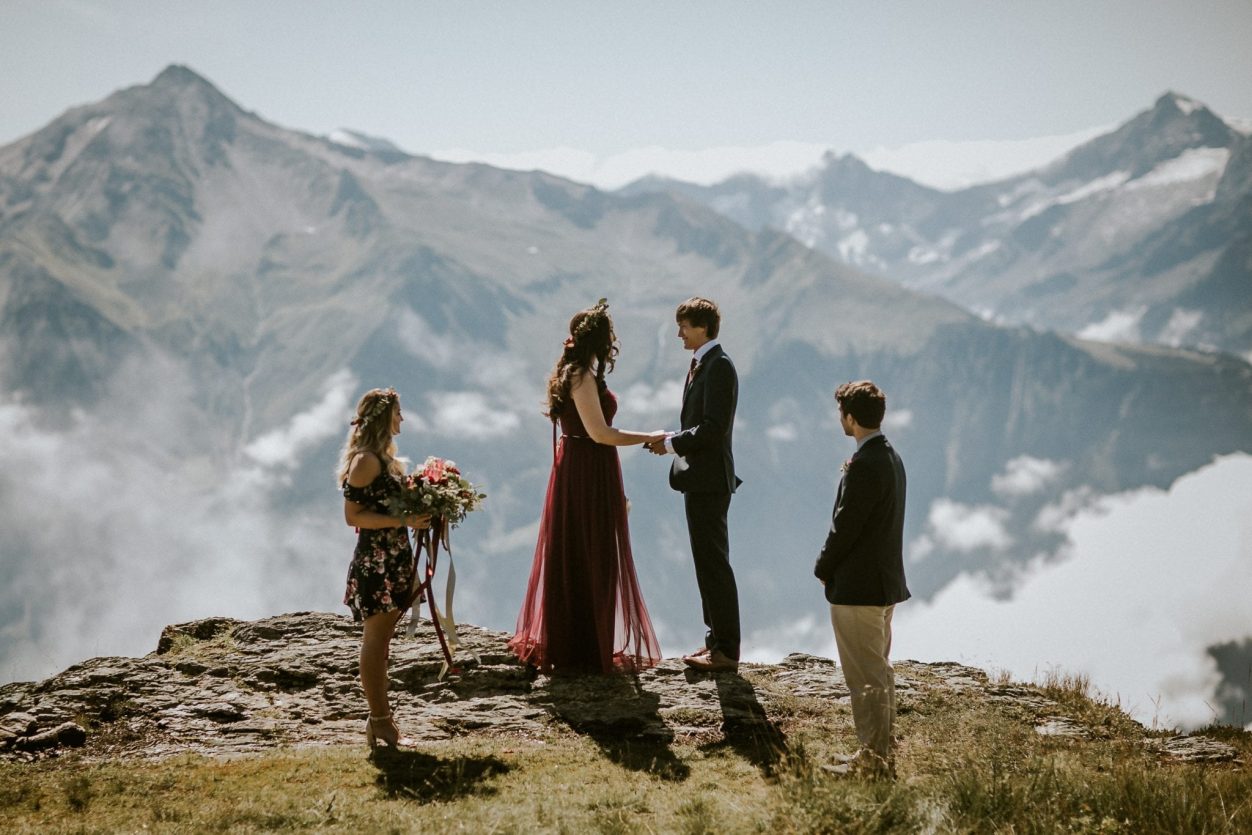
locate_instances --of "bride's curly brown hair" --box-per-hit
[545,299,618,420]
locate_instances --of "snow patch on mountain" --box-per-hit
[784,199,830,248]
[327,129,402,153]
[1172,95,1201,115]
[1125,147,1230,191]
[837,228,871,263]
[1078,307,1148,343]
[907,245,943,266]
[1019,170,1132,221]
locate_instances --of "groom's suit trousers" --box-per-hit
[685,491,740,660]
[830,603,896,757]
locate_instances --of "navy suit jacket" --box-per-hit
[814,435,910,606]
[669,344,741,494]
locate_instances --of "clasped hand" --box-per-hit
[404,514,433,530]
[642,433,668,455]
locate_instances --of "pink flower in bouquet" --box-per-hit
[423,457,454,484]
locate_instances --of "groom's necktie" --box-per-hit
[686,356,698,388]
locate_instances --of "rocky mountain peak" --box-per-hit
[124,64,247,127]
[150,64,218,92]
[1143,90,1231,141]
[1045,90,1235,184]
[811,151,942,221]
[820,151,872,175]
[1155,90,1211,117]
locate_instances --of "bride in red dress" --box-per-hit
[510,300,665,673]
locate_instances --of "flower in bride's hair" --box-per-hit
[572,298,610,341]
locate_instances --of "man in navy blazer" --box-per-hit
[814,380,909,777]
[646,297,742,672]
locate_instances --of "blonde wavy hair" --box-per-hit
[336,387,405,484]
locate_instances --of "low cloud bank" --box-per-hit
[0,364,359,684]
[746,454,1252,731]
[429,127,1107,192]
[898,453,1252,730]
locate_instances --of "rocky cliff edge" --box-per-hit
[0,612,1238,766]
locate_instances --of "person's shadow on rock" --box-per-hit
[370,748,509,802]
[543,672,690,782]
[700,671,789,778]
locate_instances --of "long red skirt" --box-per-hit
[509,435,661,673]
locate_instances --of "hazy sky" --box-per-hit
[4,0,1251,157]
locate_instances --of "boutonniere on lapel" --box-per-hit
[840,458,853,474]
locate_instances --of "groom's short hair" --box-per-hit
[835,380,886,429]
[676,297,720,338]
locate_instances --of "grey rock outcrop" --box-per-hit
[0,612,1239,766]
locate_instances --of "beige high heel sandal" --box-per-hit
[365,712,415,750]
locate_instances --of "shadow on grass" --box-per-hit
[697,671,789,778]
[370,748,509,803]
[544,673,691,782]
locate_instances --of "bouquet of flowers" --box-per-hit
[386,457,486,527]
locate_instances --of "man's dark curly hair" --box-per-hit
[835,380,886,429]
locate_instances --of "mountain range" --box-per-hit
[622,93,1252,359]
[0,66,1249,722]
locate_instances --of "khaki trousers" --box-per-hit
[830,604,896,758]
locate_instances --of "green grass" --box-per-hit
[2,670,1249,834]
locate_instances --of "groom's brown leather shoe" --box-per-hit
[684,649,738,672]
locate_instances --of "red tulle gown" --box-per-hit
[509,384,662,674]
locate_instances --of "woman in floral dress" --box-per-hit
[338,387,430,750]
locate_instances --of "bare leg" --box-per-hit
[360,608,403,719]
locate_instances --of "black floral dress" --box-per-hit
[342,470,416,622]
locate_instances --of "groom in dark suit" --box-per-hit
[814,380,909,777]
[645,297,742,673]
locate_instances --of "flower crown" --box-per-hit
[570,298,610,345]
[352,387,397,428]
